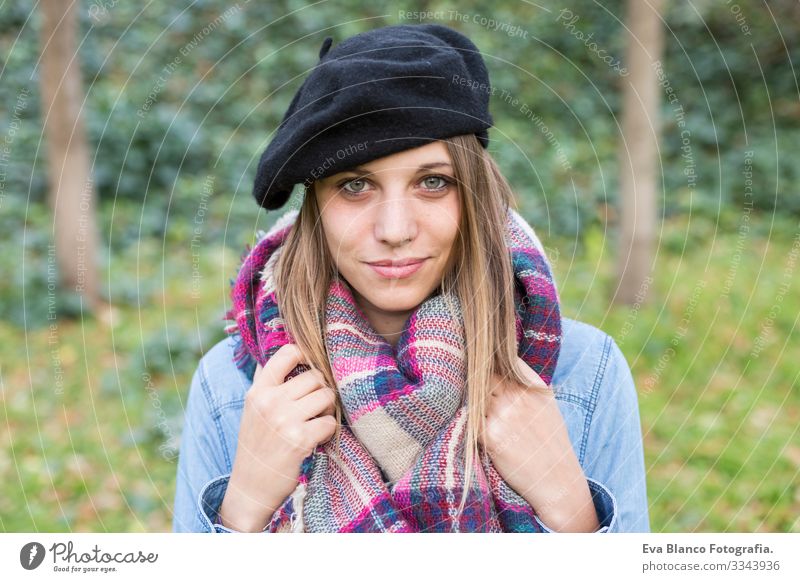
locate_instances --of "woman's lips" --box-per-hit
[367,259,427,279]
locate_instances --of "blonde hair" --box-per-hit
[274,133,546,518]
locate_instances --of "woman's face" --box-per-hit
[315,141,461,335]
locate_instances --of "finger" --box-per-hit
[296,386,338,420]
[477,416,488,448]
[488,373,504,398]
[253,362,271,385]
[288,369,337,417]
[283,368,329,400]
[516,357,547,388]
[286,373,337,417]
[306,415,338,445]
[484,384,499,415]
[258,344,307,388]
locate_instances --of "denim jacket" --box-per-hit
[172,316,651,533]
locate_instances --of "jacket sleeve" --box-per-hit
[531,477,618,533]
[579,336,651,532]
[172,360,267,533]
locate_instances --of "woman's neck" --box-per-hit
[353,294,412,349]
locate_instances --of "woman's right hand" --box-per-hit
[218,343,338,532]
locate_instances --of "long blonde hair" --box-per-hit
[273,133,546,516]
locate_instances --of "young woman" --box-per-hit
[172,23,650,533]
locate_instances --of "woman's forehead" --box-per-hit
[324,142,453,180]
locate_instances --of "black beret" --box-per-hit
[252,23,494,210]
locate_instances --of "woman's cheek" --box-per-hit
[324,227,355,268]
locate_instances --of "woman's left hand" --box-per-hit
[478,356,601,532]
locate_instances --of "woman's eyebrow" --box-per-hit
[416,162,452,170]
[342,161,453,175]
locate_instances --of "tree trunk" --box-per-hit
[39,0,103,315]
[615,0,665,305]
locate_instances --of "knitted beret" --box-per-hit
[252,23,494,210]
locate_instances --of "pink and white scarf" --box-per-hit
[223,207,562,532]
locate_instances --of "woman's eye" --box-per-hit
[421,175,451,190]
[337,175,452,196]
[341,178,368,194]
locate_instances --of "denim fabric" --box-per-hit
[172,317,651,533]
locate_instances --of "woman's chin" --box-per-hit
[360,287,430,314]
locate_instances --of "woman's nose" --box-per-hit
[373,193,417,246]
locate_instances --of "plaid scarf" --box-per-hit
[223,207,562,532]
